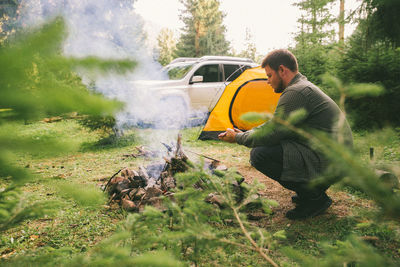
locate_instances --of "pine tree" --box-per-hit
[156,28,177,66]
[238,28,258,62]
[175,0,230,57]
[294,0,336,45]
[291,0,338,83]
[361,0,400,47]
[337,0,400,128]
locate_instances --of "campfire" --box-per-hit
[103,134,230,212]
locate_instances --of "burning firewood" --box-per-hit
[174,134,187,160]
[144,187,163,199]
[105,134,191,211]
[105,134,265,219]
[102,168,123,192]
[129,187,146,200]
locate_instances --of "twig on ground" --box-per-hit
[185,149,220,162]
[103,168,123,192]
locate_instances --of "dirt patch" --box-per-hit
[233,164,375,226]
[188,145,376,226]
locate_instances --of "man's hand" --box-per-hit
[218,128,242,143]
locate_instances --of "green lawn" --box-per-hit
[1,119,399,266]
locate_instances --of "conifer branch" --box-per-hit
[232,208,279,267]
[198,232,270,254]
[204,169,278,265]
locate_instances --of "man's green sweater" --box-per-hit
[235,73,353,182]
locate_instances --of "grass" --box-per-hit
[1,119,400,265]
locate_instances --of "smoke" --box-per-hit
[17,0,192,148]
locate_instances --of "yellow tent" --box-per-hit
[198,66,280,140]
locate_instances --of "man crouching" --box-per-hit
[218,49,353,220]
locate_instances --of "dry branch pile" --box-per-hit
[103,134,228,212]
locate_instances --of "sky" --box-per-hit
[135,0,361,56]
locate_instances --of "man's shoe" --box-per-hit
[285,193,332,220]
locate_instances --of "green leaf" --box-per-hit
[345,83,385,98]
[273,230,287,240]
[287,109,307,125]
[53,181,106,207]
[321,73,343,91]
[356,222,373,229]
[132,251,185,267]
[261,198,279,214]
[240,112,272,123]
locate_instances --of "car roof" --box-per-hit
[169,56,256,65]
[199,56,254,63]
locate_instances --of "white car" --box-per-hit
[132,56,257,127]
[160,56,257,111]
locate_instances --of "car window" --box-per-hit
[242,65,251,72]
[224,64,252,82]
[224,64,243,82]
[163,62,195,80]
[193,64,221,83]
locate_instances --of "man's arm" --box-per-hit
[233,90,309,148]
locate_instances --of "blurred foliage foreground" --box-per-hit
[1,17,400,267]
[0,18,135,232]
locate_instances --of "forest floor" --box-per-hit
[1,119,399,265]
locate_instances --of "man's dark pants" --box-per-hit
[249,145,327,200]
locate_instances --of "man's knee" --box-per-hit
[250,146,282,165]
[250,147,260,168]
[249,145,283,180]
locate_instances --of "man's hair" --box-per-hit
[261,49,298,72]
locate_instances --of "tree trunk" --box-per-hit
[339,0,345,43]
[195,21,200,57]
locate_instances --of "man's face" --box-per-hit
[265,65,284,93]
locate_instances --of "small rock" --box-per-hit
[121,198,137,211]
[145,186,163,199]
[215,164,228,171]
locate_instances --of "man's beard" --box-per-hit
[273,74,285,93]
